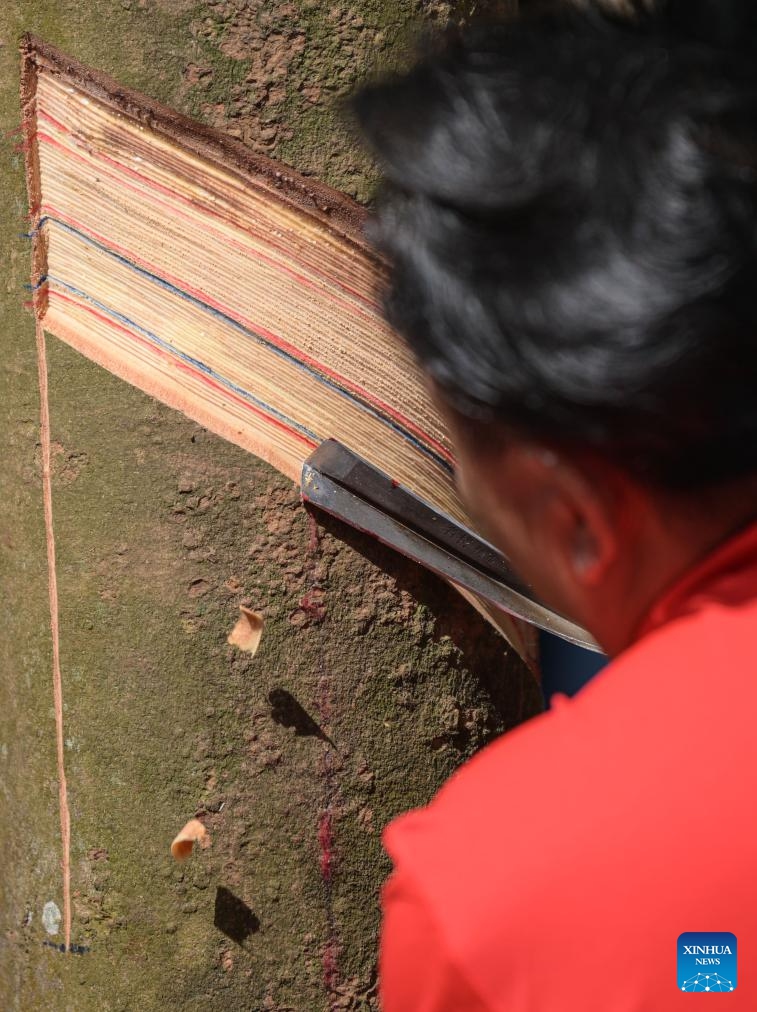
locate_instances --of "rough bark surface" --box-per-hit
[0,1,538,1009]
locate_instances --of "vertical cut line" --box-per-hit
[22,41,71,953]
[35,318,72,954]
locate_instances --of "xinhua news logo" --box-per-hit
[678,933,737,993]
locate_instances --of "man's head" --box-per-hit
[352,0,757,654]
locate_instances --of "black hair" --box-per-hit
[351,0,757,489]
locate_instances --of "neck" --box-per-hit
[595,493,757,658]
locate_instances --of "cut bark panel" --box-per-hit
[20,35,536,667]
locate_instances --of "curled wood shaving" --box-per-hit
[227,606,265,655]
[170,818,209,862]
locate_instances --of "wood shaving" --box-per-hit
[227,606,265,655]
[170,818,209,861]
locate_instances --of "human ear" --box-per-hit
[556,461,619,587]
[523,448,620,590]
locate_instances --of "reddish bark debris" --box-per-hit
[322,937,340,992]
[318,810,335,883]
[298,588,326,622]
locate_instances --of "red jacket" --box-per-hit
[380,520,757,1010]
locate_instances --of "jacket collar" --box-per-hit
[635,517,757,641]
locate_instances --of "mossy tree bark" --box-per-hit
[0,1,538,1009]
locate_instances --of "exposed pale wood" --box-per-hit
[22,35,536,666]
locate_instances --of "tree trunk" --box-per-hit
[0,1,538,1008]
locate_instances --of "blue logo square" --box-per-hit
[678,933,737,992]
